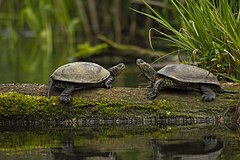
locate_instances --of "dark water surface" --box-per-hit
[0,123,240,160]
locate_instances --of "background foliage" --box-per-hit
[0,0,179,83]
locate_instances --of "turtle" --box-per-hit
[136,58,238,101]
[47,62,125,103]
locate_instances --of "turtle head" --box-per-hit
[136,58,158,82]
[108,63,125,77]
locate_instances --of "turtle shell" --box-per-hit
[157,64,220,86]
[51,62,110,83]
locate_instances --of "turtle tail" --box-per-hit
[220,88,239,94]
[47,79,55,98]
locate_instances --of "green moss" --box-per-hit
[0,92,67,120]
[1,91,237,122]
[75,43,109,58]
[0,92,177,121]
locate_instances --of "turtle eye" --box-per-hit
[139,59,144,63]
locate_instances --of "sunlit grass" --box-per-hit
[132,0,240,82]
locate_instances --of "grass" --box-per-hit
[132,0,240,82]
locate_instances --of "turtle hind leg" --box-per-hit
[201,85,216,102]
[60,85,75,103]
[47,79,55,98]
[148,79,164,99]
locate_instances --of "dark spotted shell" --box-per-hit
[51,62,110,83]
[157,64,220,86]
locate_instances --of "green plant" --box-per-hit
[132,0,240,82]
[20,0,53,77]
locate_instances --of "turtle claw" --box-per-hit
[104,76,114,89]
[148,93,157,99]
[106,83,112,89]
[202,94,215,102]
[60,95,72,103]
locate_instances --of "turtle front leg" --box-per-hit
[201,85,216,101]
[103,76,114,89]
[60,85,75,103]
[148,79,164,99]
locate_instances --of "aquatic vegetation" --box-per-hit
[133,0,240,82]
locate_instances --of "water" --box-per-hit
[0,123,240,160]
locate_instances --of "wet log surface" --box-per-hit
[0,83,239,124]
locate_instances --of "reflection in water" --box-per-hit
[51,137,117,160]
[151,136,223,160]
[51,131,117,160]
[1,124,240,160]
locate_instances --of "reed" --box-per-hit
[133,0,240,82]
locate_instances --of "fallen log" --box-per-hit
[0,83,239,124]
[70,36,167,62]
[97,35,166,57]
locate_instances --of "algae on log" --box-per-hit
[97,35,166,57]
[0,83,239,123]
[71,35,167,61]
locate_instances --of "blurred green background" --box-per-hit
[0,0,180,84]
[1,0,239,84]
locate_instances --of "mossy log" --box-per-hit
[71,36,167,61]
[97,35,166,57]
[0,83,239,124]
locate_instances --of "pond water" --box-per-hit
[0,123,240,160]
